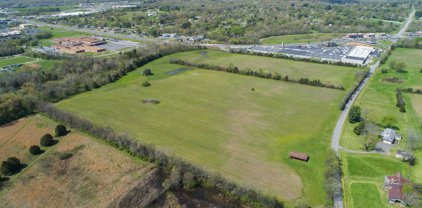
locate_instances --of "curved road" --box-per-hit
[330,8,415,208]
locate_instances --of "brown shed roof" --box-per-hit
[289,152,309,161]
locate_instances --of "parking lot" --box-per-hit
[98,39,140,51]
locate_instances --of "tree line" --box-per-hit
[396,88,406,113]
[38,103,284,208]
[169,58,345,90]
[0,44,202,125]
[395,38,422,49]
[324,151,342,208]
[338,71,369,110]
[230,49,360,68]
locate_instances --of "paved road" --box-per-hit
[331,60,379,208]
[330,8,414,208]
[397,8,415,38]
[25,19,159,43]
[331,61,379,153]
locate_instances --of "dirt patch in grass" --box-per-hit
[381,77,403,83]
[22,64,41,71]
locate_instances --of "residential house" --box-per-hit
[381,128,402,144]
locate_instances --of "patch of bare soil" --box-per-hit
[22,64,41,71]
[382,77,403,83]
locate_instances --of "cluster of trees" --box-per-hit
[396,89,406,113]
[231,50,360,68]
[324,151,341,207]
[403,182,422,207]
[39,103,284,207]
[348,105,381,151]
[0,31,53,57]
[46,0,409,43]
[348,106,362,123]
[402,88,422,95]
[0,124,67,189]
[389,60,407,73]
[169,58,344,90]
[0,41,24,57]
[395,38,422,49]
[0,44,201,125]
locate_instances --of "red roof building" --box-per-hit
[289,152,309,162]
[384,173,407,206]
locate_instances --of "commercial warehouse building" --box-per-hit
[341,46,375,65]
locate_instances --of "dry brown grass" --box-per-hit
[0,115,55,163]
[0,116,156,208]
[22,64,41,70]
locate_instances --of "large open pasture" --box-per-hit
[56,50,350,205]
[260,33,344,45]
[0,116,155,208]
[174,50,360,89]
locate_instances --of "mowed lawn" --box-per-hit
[173,50,360,89]
[341,48,422,152]
[0,56,35,68]
[342,153,404,208]
[350,183,390,208]
[260,33,344,45]
[57,51,346,205]
[346,154,407,178]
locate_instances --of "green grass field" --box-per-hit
[350,183,390,208]
[56,50,350,205]
[0,56,35,68]
[342,153,403,208]
[346,154,407,178]
[40,27,89,39]
[173,50,360,89]
[260,33,344,45]
[38,27,90,46]
[341,48,422,208]
[341,48,422,151]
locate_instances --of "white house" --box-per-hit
[381,128,402,144]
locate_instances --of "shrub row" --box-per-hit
[169,59,345,90]
[402,88,422,95]
[338,72,369,110]
[396,88,406,113]
[324,151,342,207]
[230,49,360,68]
[38,103,284,208]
